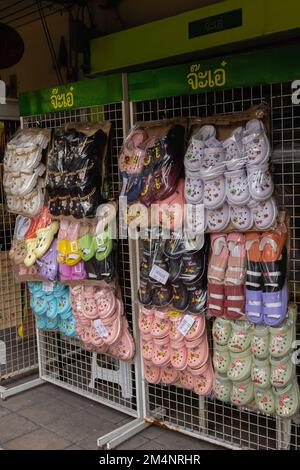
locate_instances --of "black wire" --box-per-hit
[1,1,55,24]
[0,0,27,15]
[7,6,63,29]
[0,1,41,21]
[36,0,64,84]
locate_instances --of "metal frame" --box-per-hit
[124,81,300,450]
[20,97,146,446]
[0,105,42,400]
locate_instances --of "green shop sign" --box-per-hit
[128,43,300,102]
[19,74,123,116]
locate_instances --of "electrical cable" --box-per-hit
[36,0,64,84]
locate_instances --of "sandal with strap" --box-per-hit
[273,379,300,418]
[161,364,179,385]
[251,324,270,359]
[212,317,232,346]
[227,347,252,382]
[231,376,254,406]
[269,305,297,358]
[193,360,214,396]
[224,233,246,286]
[254,387,276,414]
[228,320,253,352]
[170,337,188,370]
[224,284,245,319]
[207,233,229,283]
[270,353,296,387]
[207,283,224,317]
[213,373,232,402]
[251,357,271,389]
[213,344,231,374]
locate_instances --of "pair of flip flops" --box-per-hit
[207,233,246,319]
[245,229,288,325]
[29,281,76,336]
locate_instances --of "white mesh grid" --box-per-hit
[0,119,39,386]
[22,104,138,416]
[132,82,300,450]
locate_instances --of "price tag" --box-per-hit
[149,264,169,285]
[42,282,54,292]
[177,314,195,336]
[93,319,108,338]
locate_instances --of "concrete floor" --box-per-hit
[0,383,223,450]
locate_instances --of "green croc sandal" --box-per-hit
[273,379,300,418]
[213,373,232,402]
[255,387,276,414]
[212,317,232,346]
[228,320,253,353]
[251,324,270,359]
[270,353,296,387]
[269,305,297,358]
[251,357,271,389]
[213,344,231,374]
[79,233,97,261]
[231,376,254,406]
[227,348,252,382]
[95,225,113,261]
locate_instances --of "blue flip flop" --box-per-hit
[60,318,76,336]
[28,281,42,294]
[52,282,67,297]
[30,294,48,315]
[45,297,58,319]
[36,315,47,329]
[60,308,73,320]
[57,293,71,315]
[46,316,59,330]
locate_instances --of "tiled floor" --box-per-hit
[0,383,223,450]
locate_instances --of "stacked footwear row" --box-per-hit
[119,122,185,204]
[207,233,246,319]
[28,281,76,336]
[139,306,214,395]
[70,285,135,360]
[9,204,117,283]
[46,123,110,218]
[3,129,50,216]
[213,307,299,417]
[57,206,116,282]
[138,230,208,313]
[184,119,277,232]
[9,208,59,280]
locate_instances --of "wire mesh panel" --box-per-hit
[0,119,38,387]
[132,82,300,449]
[22,104,138,416]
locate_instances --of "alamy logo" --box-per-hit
[0,81,6,104]
[291,80,300,105]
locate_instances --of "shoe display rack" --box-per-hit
[0,111,41,399]
[21,103,143,420]
[126,81,300,450]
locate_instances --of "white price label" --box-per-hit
[149,264,169,285]
[177,314,195,337]
[93,319,108,338]
[42,282,54,292]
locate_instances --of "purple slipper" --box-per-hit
[245,289,263,324]
[59,263,72,281]
[37,240,58,281]
[263,281,288,326]
[71,262,86,280]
